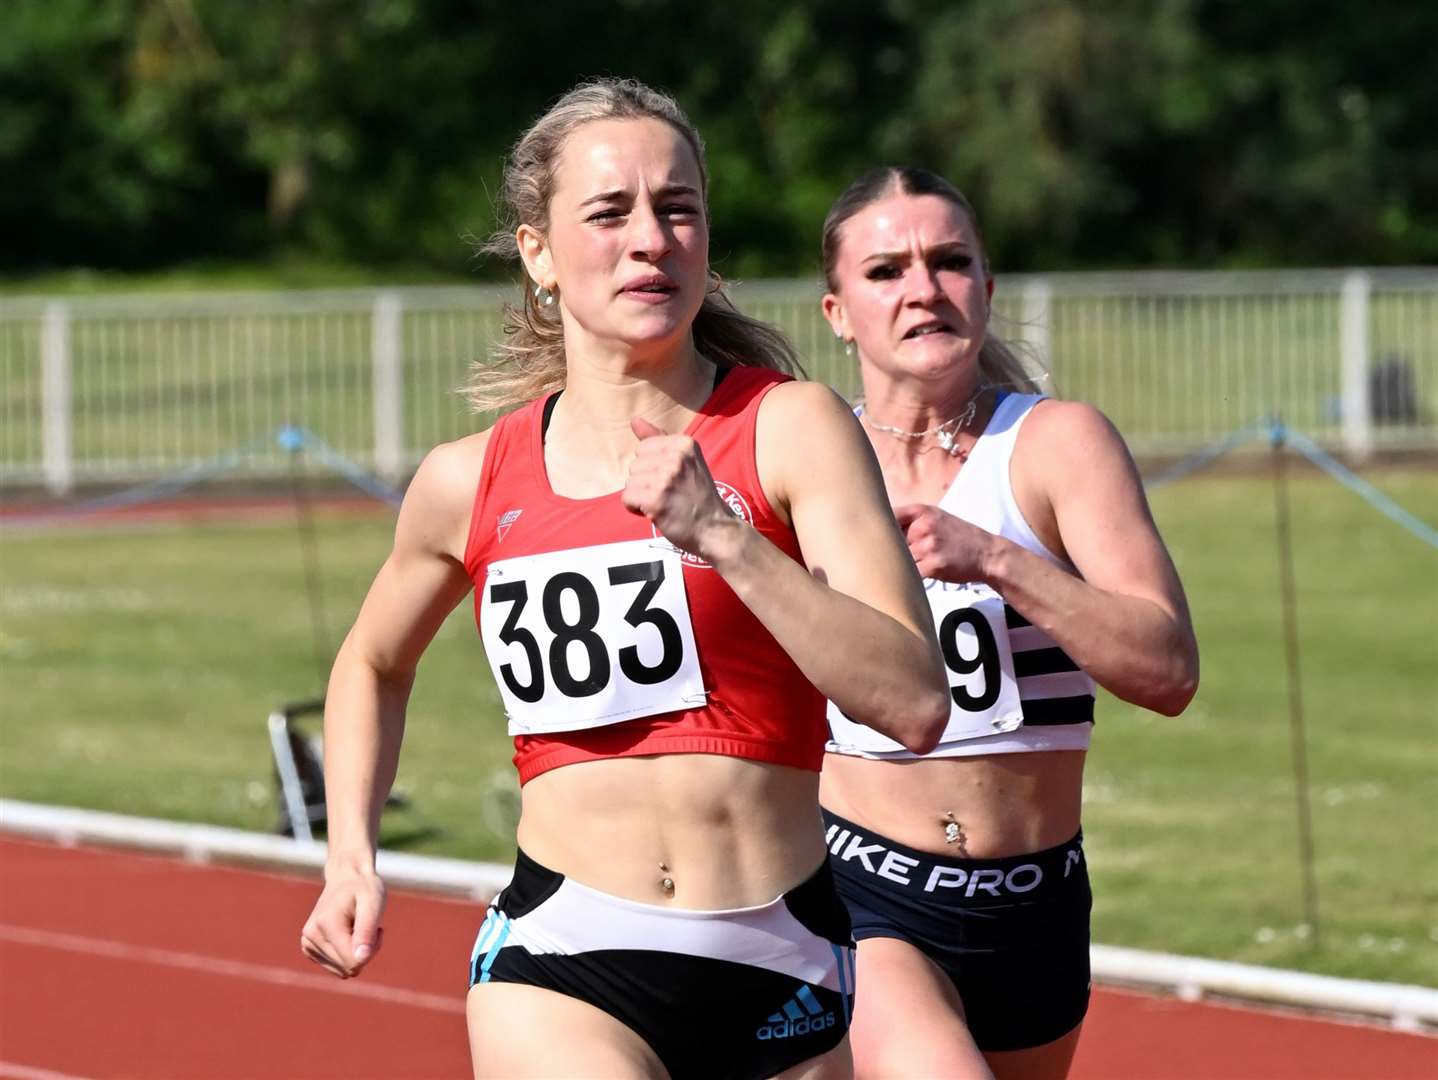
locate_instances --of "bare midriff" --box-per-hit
[517,754,827,908]
[819,749,1086,859]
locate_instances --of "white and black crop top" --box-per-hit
[827,392,1096,760]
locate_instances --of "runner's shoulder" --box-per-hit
[757,378,863,448]
[761,376,855,419]
[1020,398,1130,470]
[399,429,493,536]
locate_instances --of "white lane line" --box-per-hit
[0,1063,98,1080]
[0,923,464,1014]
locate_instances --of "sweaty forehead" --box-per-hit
[551,117,702,206]
[842,194,977,257]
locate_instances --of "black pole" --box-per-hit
[286,431,332,691]
[1270,418,1321,946]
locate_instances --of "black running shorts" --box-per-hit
[823,808,1091,1052]
[469,848,854,1078]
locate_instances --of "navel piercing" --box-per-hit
[659,862,675,893]
[943,812,961,845]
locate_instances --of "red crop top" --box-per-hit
[462,366,827,785]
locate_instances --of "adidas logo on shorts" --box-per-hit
[755,984,837,1040]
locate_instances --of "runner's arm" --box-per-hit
[301,436,480,977]
[721,380,949,751]
[981,401,1197,714]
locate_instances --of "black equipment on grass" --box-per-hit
[268,697,408,841]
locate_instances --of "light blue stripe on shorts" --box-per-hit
[476,915,512,984]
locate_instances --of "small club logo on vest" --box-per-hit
[755,984,836,1041]
[496,509,523,543]
[651,480,753,568]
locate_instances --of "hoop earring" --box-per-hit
[844,339,856,359]
[534,284,556,307]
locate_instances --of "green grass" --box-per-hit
[1087,468,1438,985]
[0,509,513,858]
[1,469,1436,985]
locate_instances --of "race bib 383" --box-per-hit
[480,539,707,736]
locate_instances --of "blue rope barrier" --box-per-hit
[1146,419,1438,550]
[1275,424,1438,550]
[4,428,405,521]
[277,427,405,508]
[10,423,1433,550]
[1145,423,1270,490]
[12,435,276,518]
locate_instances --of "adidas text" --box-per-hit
[756,1011,837,1040]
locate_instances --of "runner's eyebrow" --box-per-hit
[861,241,972,266]
[579,189,625,207]
[578,184,701,208]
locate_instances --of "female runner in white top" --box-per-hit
[819,165,1199,1080]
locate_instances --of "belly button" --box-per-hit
[943,811,961,845]
[659,862,675,895]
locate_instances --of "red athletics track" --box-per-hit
[1,837,1434,1080]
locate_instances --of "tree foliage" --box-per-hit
[3,0,1432,275]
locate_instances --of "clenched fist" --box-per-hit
[894,503,1000,583]
[623,417,736,561]
[300,867,387,979]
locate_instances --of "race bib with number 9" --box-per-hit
[481,539,706,736]
[827,581,1024,754]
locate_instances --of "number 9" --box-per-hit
[938,609,1001,711]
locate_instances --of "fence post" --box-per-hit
[372,292,404,482]
[1339,270,1372,461]
[41,302,73,496]
[1020,277,1053,377]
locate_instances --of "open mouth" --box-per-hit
[623,275,678,297]
[903,321,954,340]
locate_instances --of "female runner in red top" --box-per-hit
[299,81,949,1080]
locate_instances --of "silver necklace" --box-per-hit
[862,384,990,457]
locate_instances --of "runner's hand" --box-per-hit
[300,868,387,979]
[624,417,733,558]
[894,503,1000,583]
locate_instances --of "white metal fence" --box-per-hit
[2,268,1434,493]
